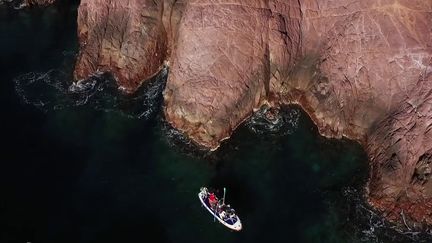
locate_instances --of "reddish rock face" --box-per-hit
[165,0,303,149]
[282,0,432,229]
[73,0,432,228]
[74,0,169,93]
[291,0,432,141]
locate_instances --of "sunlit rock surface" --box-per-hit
[366,74,432,228]
[71,0,432,228]
[73,0,171,93]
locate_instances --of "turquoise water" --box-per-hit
[1,2,430,243]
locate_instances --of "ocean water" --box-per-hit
[1,2,430,243]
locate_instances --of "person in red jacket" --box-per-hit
[208,192,218,208]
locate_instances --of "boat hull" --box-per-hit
[198,189,242,231]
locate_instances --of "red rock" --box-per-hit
[164,0,304,149]
[366,73,432,228]
[73,0,168,93]
[164,0,272,149]
[278,0,432,228]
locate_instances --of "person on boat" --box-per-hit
[219,209,227,219]
[227,208,236,218]
[208,192,218,208]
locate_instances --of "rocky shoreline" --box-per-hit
[19,0,432,229]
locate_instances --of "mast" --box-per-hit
[222,187,226,205]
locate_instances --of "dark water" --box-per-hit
[1,2,430,243]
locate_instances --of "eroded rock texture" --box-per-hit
[74,0,169,93]
[367,73,432,227]
[285,0,432,142]
[279,0,432,228]
[73,0,432,228]
[165,0,303,149]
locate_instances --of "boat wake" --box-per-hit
[14,68,168,120]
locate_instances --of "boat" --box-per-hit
[198,187,242,231]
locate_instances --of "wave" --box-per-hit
[14,68,168,120]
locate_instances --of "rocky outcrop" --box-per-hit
[74,0,168,93]
[277,0,432,229]
[285,0,432,141]
[72,0,432,228]
[165,1,272,148]
[164,0,303,149]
